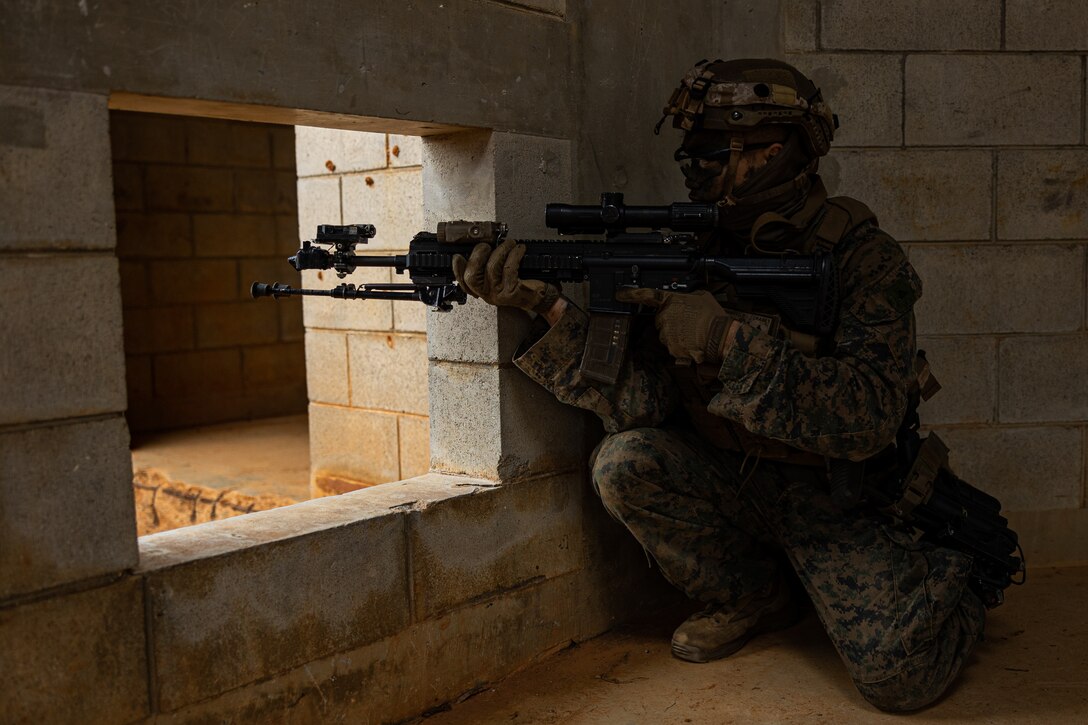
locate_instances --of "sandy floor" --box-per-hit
[427,567,1087,724]
[130,414,310,502]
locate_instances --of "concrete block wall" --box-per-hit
[0,1,718,720]
[785,1,1088,563]
[295,127,431,495]
[112,111,306,432]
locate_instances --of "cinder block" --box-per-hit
[119,260,150,308]
[1007,0,1088,50]
[154,349,243,398]
[186,118,273,168]
[126,354,153,409]
[823,149,992,241]
[428,362,500,479]
[300,267,394,332]
[422,131,497,229]
[295,126,388,177]
[243,343,305,388]
[491,133,573,238]
[0,256,127,425]
[783,0,818,52]
[195,300,281,348]
[110,111,186,163]
[911,244,1084,334]
[149,392,250,430]
[241,257,300,290]
[1006,507,1088,566]
[999,334,1088,423]
[309,402,401,486]
[145,165,234,212]
[193,213,277,257]
[393,297,428,332]
[341,168,424,251]
[934,426,1083,511]
[426,300,533,364]
[0,88,114,250]
[139,496,410,711]
[233,168,279,214]
[111,162,145,212]
[0,578,147,721]
[821,0,1000,50]
[270,125,295,170]
[276,213,301,255]
[786,54,901,146]
[279,297,304,342]
[410,474,583,619]
[348,332,428,414]
[399,415,430,478]
[275,170,298,214]
[997,150,1088,240]
[428,362,589,481]
[150,259,238,304]
[916,335,997,425]
[140,467,667,723]
[161,561,655,725]
[906,55,1081,146]
[0,417,137,599]
[245,382,308,420]
[123,306,196,354]
[116,211,193,258]
[389,134,423,167]
[304,331,350,405]
[296,175,341,239]
[499,0,564,13]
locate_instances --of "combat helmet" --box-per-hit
[657,58,837,158]
[658,59,838,231]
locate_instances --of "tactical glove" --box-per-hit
[615,288,736,365]
[452,239,561,314]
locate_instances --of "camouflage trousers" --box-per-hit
[591,427,986,712]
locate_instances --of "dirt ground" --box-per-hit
[425,567,1087,724]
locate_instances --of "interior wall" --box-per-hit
[0,2,707,720]
[112,112,306,433]
[10,0,1076,720]
[780,0,1088,564]
[293,128,430,495]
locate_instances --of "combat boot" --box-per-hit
[671,574,800,663]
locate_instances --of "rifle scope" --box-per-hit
[546,192,718,235]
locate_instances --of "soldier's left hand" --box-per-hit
[452,238,561,314]
[615,288,736,365]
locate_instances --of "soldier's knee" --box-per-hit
[855,676,940,713]
[590,428,668,510]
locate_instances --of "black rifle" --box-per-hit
[253,192,1024,607]
[251,193,838,383]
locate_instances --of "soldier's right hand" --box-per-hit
[452,239,560,314]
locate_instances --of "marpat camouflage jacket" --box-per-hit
[513,219,922,462]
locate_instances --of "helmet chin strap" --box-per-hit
[716,137,746,206]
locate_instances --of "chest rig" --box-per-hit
[668,194,880,467]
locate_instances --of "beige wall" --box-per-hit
[780,0,1088,563]
[0,2,714,720]
[113,112,307,432]
[5,0,1083,721]
[294,128,430,495]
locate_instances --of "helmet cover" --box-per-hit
[658,58,837,158]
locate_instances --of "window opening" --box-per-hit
[111,111,428,535]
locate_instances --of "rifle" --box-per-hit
[251,193,838,384]
[252,191,1024,607]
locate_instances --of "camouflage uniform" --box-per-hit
[513,218,987,711]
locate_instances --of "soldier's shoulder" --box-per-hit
[830,213,921,319]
